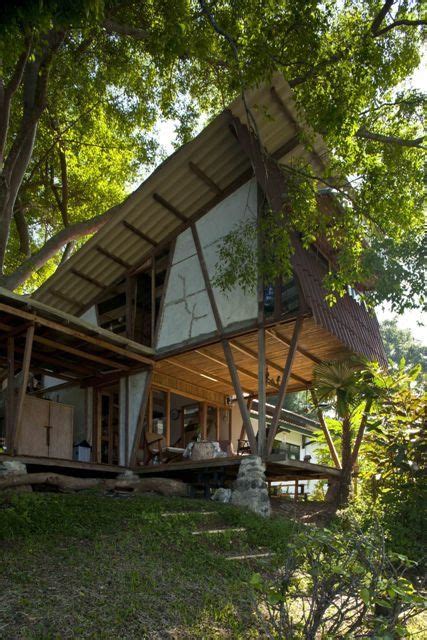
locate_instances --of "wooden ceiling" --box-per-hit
[155,317,352,397]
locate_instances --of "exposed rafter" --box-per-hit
[122,220,158,246]
[96,246,131,269]
[153,193,187,222]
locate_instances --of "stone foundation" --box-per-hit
[231,456,271,518]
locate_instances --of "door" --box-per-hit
[17,396,73,459]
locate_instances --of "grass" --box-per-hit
[0,491,297,639]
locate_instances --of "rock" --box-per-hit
[231,456,271,518]
[0,460,27,476]
[0,460,32,492]
[116,469,140,481]
[211,487,232,503]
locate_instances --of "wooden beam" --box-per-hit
[122,220,158,246]
[11,325,34,453]
[153,193,187,222]
[190,223,223,334]
[0,320,33,340]
[129,369,153,466]
[0,303,153,366]
[266,317,303,454]
[33,335,130,371]
[194,347,276,388]
[96,246,131,269]
[200,401,207,440]
[257,327,267,457]
[189,161,222,195]
[70,268,105,290]
[266,327,321,364]
[162,357,248,393]
[152,240,175,348]
[222,340,257,454]
[230,338,310,386]
[77,166,254,318]
[25,345,97,376]
[5,337,15,451]
[50,289,85,312]
[125,275,136,340]
[310,389,341,469]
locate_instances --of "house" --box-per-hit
[0,74,385,490]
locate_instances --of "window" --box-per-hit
[273,440,301,460]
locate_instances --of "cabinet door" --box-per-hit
[49,402,74,459]
[17,396,50,456]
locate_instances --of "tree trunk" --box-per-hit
[337,416,353,507]
[0,472,189,496]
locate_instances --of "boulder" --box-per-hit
[231,456,271,518]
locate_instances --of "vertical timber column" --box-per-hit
[126,275,136,340]
[257,187,267,458]
[11,324,35,454]
[5,336,15,452]
[266,317,303,455]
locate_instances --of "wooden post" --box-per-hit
[257,185,267,458]
[257,327,267,458]
[129,369,153,467]
[10,324,34,454]
[165,390,171,447]
[125,275,136,340]
[222,340,257,454]
[266,317,303,455]
[5,336,15,452]
[151,257,156,346]
[200,401,207,440]
[310,389,342,469]
[294,479,298,502]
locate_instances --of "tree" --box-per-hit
[312,360,379,507]
[0,1,424,311]
[380,319,426,378]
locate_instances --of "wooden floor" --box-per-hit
[0,453,128,477]
[1,453,340,482]
[134,455,340,482]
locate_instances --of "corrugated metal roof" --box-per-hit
[34,73,327,314]
[291,243,387,366]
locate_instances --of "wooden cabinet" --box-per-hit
[16,395,73,459]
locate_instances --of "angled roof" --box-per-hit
[33,73,327,315]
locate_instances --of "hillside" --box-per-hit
[1,492,296,640]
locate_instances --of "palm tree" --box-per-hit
[312,359,375,507]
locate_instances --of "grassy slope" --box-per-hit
[0,492,297,640]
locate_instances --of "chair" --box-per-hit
[143,431,166,465]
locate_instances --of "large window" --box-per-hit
[273,440,301,460]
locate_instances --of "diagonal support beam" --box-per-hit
[266,317,303,454]
[310,389,341,469]
[222,340,257,454]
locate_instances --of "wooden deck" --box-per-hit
[1,453,340,483]
[0,453,128,477]
[134,455,340,483]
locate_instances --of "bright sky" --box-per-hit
[153,59,426,346]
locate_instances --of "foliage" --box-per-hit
[0,1,424,312]
[380,318,426,380]
[251,516,426,639]
[359,359,427,563]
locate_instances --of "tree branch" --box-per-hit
[0,35,33,168]
[102,19,148,40]
[373,18,427,36]
[356,126,425,148]
[0,202,123,290]
[13,203,30,257]
[370,0,395,34]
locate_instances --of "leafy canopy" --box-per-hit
[0,1,424,312]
